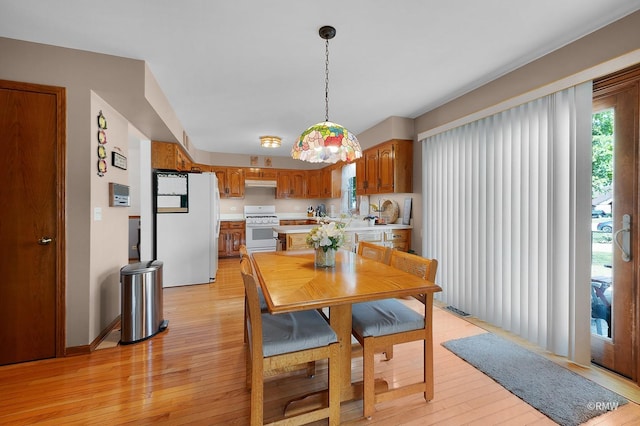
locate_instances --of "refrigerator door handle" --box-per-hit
[214,187,221,238]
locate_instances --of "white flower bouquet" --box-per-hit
[306,220,346,252]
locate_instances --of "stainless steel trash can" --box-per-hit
[120,260,168,344]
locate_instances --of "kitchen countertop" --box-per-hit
[273,223,412,234]
[219,213,340,221]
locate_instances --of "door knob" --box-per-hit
[38,237,53,245]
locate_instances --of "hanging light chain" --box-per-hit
[325,37,330,122]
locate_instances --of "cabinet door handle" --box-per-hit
[38,237,53,245]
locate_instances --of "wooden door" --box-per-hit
[276,171,292,198]
[306,170,322,198]
[322,167,332,198]
[290,171,305,198]
[591,66,640,381]
[355,157,367,195]
[211,167,227,197]
[365,150,379,194]
[0,80,65,365]
[226,168,244,198]
[377,142,395,193]
[229,229,244,256]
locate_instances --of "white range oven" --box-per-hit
[244,205,279,252]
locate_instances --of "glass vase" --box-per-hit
[315,247,336,268]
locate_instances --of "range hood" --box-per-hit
[245,179,277,188]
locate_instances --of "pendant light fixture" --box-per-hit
[291,25,362,163]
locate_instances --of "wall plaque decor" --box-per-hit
[97,159,107,176]
[97,110,107,129]
[96,111,108,177]
[112,151,127,170]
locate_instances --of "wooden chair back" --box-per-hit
[357,241,391,264]
[241,258,263,349]
[239,258,339,425]
[390,250,437,281]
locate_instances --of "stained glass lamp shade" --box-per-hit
[291,121,362,163]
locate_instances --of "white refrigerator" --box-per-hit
[155,172,220,287]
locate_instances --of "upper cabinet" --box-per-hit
[276,170,305,199]
[355,139,412,195]
[212,166,245,198]
[305,170,323,198]
[322,164,342,199]
[245,167,277,180]
[151,141,192,171]
[277,167,341,199]
[150,140,345,199]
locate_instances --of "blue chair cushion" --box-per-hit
[257,286,268,311]
[262,309,337,357]
[352,299,424,337]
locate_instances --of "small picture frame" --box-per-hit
[264,157,272,167]
[112,151,127,170]
[250,156,258,166]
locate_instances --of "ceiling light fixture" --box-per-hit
[260,135,282,148]
[291,25,362,164]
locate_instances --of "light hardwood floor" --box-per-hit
[1,258,639,425]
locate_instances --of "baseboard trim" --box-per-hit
[65,315,121,356]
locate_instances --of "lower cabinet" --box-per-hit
[286,233,309,251]
[354,229,411,252]
[278,229,410,252]
[384,229,411,252]
[280,219,317,226]
[218,221,245,258]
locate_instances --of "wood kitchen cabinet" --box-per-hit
[322,164,342,198]
[245,168,278,180]
[305,170,323,198]
[354,228,411,252]
[218,221,245,258]
[151,141,192,171]
[384,229,411,251]
[285,233,310,251]
[211,166,245,198]
[276,170,305,199]
[355,139,412,195]
[280,219,317,225]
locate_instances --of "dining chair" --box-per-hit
[240,258,340,425]
[240,246,316,377]
[351,250,438,418]
[357,241,391,264]
[240,245,267,339]
[356,241,395,360]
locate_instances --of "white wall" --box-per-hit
[90,93,129,340]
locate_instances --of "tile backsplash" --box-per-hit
[220,186,413,225]
[219,186,338,216]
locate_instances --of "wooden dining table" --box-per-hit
[249,249,442,402]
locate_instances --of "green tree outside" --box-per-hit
[592,109,613,198]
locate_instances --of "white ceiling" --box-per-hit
[1,1,639,157]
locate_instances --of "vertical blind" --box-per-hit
[422,82,593,364]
